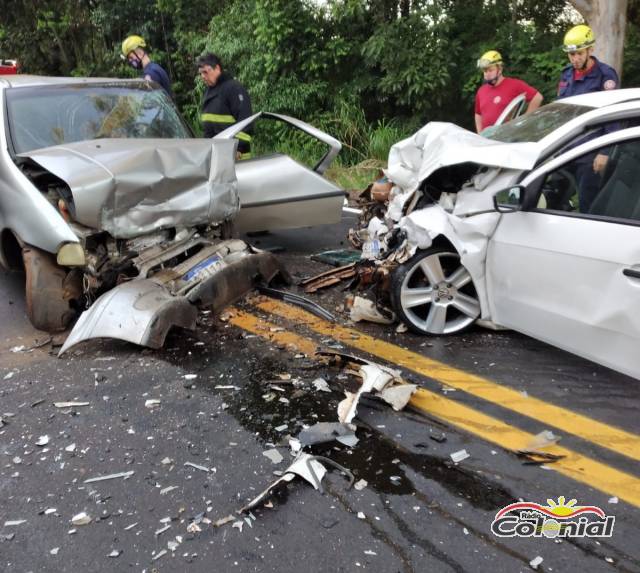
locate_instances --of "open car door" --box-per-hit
[494,93,527,126]
[215,112,345,233]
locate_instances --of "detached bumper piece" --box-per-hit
[59,240,287,356]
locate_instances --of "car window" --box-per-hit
[483,102,592,143]
[6,83,191,154]
[535,138,640,221]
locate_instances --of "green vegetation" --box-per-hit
[2,0,640,189]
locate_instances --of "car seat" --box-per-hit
[589,147,640,220]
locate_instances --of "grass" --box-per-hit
[250,105,418,191]
[325,158,385,192]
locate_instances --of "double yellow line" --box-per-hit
[231,297,640,507]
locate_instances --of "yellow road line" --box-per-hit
[230,308,640,507]
[251,298,640,464]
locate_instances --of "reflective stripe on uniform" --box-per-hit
[236,131,252,142]
[201,113,235,123]
[238,152,252,160]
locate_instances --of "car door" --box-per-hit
[494,93,527,126]
[214,112,345,233]
[234,154,345,233]
[486,127,640,379]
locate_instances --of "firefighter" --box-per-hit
[196,53,253,159]
[557,24,620,212]
[121,35,172,96]
[557,24,619,98]
[474,50,543,133]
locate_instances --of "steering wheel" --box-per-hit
[541,168,578,211]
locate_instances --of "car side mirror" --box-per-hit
[493,185,523,213]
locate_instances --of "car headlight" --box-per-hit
[57,243,86,267]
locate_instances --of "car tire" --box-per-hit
[22,246,82,332]
[390,247,481,335]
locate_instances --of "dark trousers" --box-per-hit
[575,155,602,213]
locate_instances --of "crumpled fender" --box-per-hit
[398,206,501,320]
[58,249,288,356]
[58,280,197,356]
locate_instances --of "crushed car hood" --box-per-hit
[385,122,541,193]
[20,138,239,239]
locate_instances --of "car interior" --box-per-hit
[539,135,640,222]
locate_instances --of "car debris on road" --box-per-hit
[83,471,135,483]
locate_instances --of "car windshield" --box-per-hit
[482,102,592,143]
[6,83,191,154]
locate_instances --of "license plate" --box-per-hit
[182,255,225,282]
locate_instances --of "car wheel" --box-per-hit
[22,246,82,332]
[391,247,480,335]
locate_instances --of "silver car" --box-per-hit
[0,75,344,351]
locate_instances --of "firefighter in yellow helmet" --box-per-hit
[557,25,620,211]
[121,35,172,96]
[557,24,619,99]
[474,50,543,133]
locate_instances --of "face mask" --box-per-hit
[483,72,501,86]
[127,55,142,70]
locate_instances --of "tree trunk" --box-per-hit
[568,0,628,78]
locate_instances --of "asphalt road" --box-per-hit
[1,215,638,573]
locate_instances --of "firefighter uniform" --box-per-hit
[557,57,619,99]
[201,73,253,158]
[557,56,619,212]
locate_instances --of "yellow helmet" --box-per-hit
[477,50,503,69]
[121,35,146,57]
[563,24,595,52]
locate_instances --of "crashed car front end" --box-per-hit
[19,138,287,352]
[0,78,288,349]
[349,122,541,332]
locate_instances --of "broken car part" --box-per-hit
[238,453,353,514]
[21,137,239,239]
[257,286,335,322]
[297,422,358,448]
[300,264,356,294]
[349,295,395,325]
[310,250,362,267]
[83,471,134,483]
[515,450,566,465]
[337,362,417,424]
[59,240,287,355]
[218,111,344,233]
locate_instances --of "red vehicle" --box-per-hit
[0,60,19,74]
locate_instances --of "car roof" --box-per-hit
[0,74,147,89]
[557,88,640,108]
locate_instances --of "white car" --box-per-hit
[380,88,640,379]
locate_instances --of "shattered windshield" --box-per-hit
[6,83,191,154]
[483,102,592,143]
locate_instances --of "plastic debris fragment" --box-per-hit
[71,512,92,526]
[84,471,134,483]
[450,449,470,463]
[262,449,284,465]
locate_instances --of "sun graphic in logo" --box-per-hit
[494,496,606,520]
[542,496,580,517]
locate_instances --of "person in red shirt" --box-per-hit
[474,50,543,133]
